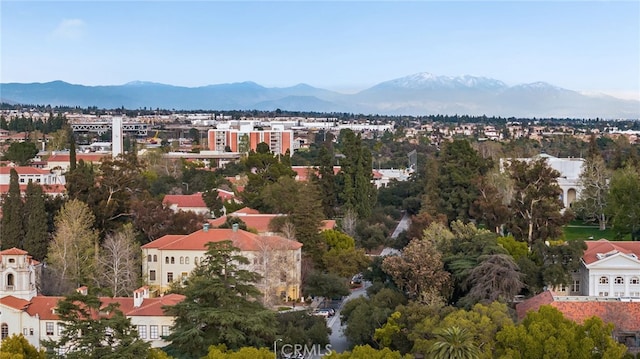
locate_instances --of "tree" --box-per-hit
[42,291,151,359]
[322,248,370,278]
[164,241,276,358]
[303,271,350,300]
[23,181,48,260]
[315,143,337,218]
[429,326,481,359]
[0,169,23,249]
[436,139,491,222]
[98,224,140,297]
[506,158,572,246]
[0,334,46,359]
[203,345,274,359]
[47,199,98,293]
[202,189,224,218]
[324,345,411,359]
[382,237,450,304]
[336,129,376,218]
[463,254,523,305]
[495,305,627,359]
[470,172,512,234]
[276,311,331,347]
[606,165,640,240]
[2,141,38,165]
[573,154,610,230]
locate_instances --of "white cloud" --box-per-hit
[50,19,86,40]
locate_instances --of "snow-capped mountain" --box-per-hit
[1,73,638,118]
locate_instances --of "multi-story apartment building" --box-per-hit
[207,123,293,155]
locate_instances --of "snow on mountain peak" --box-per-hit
[381,72,507,90]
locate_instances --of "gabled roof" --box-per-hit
[0,247,28,255]
[162,193,207,208]
[583,239,640,265]
[143,228,302,252]
[141,235,184,249]
[0,167,51,175]
[0,295,31,310]
[516,291,640,332]
[24,294,186,320]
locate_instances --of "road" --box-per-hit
[325,282,369,355]
[391,212,411,239]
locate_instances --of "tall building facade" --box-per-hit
[207,124,293,155]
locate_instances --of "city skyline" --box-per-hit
[1,1,639,100]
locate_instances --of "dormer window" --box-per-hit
[599,276,609,284]
[8,258,15,263]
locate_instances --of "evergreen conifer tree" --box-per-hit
[1,169,24,249]
[23,181,49,260]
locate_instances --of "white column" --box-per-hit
[609,276,614,297]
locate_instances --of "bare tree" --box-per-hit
[98,224,140,297]
[253,236,300,307]
[464,254,524,304]
[341,209,358,238]
[47,199,98,294]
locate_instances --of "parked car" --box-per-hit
[313,309,330,318]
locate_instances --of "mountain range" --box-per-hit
[1,73,638,118]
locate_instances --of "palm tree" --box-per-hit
[429,326,480,359]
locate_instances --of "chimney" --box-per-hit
[232,223,239,232]
[76,286,88,295]
[133,286,149,308]
[203,223,210,232]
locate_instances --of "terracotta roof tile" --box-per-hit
[0,295,31,310]
[162,193,207,208]
[583,239,640,265]
[0,247,29,255]
[0,167,51,175]
[141,235,184,249]
[516,291,640,332]
[143,228,302,251]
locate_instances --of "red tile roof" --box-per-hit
[583,239,640,265]
[163,193,207,208]
[0,247,29,255]
[516,291,640,332]
[0,166,51,175]
[209,214,281,233]
[216,188,237,201]
[0,295,31,310]
[0,184,66,196]
[232,207,261,215]
[47,153,108,163]
[141,235,184,249]
[143,228,302,251]
[23,294,186,320]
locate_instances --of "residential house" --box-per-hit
[0,248,184,349]
[141,224,303,304]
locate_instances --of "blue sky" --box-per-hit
[1,1,639,100]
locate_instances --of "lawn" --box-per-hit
[563,221,631,241]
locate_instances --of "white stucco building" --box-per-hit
[500,154,584,209]
[0,248,183,349]
[141,224,303,303]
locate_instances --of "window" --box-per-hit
[147,255,152,262]
[150,325,159,339]
[171,257,175,264]
[598,291,609,297]
[631,292,640,297]
[599,276,609,284]
[46,322,54,336]
[280,271,287,283]
[165,257,169,264]
[194,257,198,265]
[181,272,188,282]
[167,272,174,282]
[7,274,14,287]
[185,257,189,265]
[614,292,625,297]
[153,255,157,262]
[8,258,15,263]
[19,178,25,183]
[631,277,640,285]
[180,256,184,264]
[30,328,34,336]
[57,323,63,336]
[557,283,566,292]
[1,324,8,339]
[138,325,147,339]
[615,277,624,284]
[23,328,28,336]
[149,270,156,282]
[572,280,580,293]
[161,325,170,337]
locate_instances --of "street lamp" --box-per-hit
[273,338,283,359]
